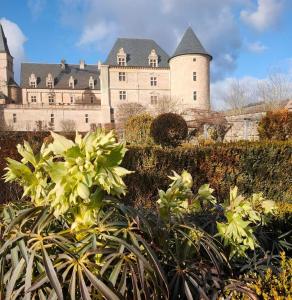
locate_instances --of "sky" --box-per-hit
[1,0,292,109]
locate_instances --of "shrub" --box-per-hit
[150,113,188,147]
[124,113,154,145]
[258,109,292,140]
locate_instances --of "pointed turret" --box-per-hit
[0,23,11,56]
[171,27,212,60]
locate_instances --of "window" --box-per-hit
[47,82,53,89]
[119,91,126,100]
[13,113,16,123]
[193,91,197,101]
[30,82,36,88]
[118,57,126,66]
[149,59,157,67]
[193,58,196,62]
[50,114,54,124]
[90,96,94,104]
[119,72,126,81]
[48,94,55,105]
[31,95,37,103]
[89,76,94,89]
[85,114,89,123]
[151,95,158,105]
[150,76,157,86]
[69,76,75,89]
[46,73,54,88]
[193,72,197,81]
[29,73,37,88]
[70,95,74,103]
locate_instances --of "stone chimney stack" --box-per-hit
[80,60,85,69]
[60,59,66,69]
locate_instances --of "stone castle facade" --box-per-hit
[0,25,212,131]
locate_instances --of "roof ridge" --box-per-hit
[0,23,11,56]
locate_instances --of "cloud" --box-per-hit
[27,0,47,19]
[240,0,284,31]
[247,41,268,53]
[60,0,243,81]
[0,18,27,82]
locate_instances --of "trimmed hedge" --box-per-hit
[121,142,292,207]
[1,132,291,206]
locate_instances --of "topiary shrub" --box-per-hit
[150,113,188,147]
[124,113,154,145]
[258,109,292,140]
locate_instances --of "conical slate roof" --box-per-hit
[171,27,212,60]
[0,23,11,56]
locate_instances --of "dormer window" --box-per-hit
[148,49,158,67]
[117,48,127,66]
[46,73,54,89]
[29,73,37,88]
[89,76,94,89]
[69,76,75,89]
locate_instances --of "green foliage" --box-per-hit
[150,113,188,147]
[4,130,132,231]
[248,252,292,299]
[124,113,154,145]
[216,187,276,258]
[122,141,292,206]
[258,109,292,141]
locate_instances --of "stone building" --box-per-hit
[0,25,212,131]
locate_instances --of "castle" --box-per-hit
[0,25,212,131]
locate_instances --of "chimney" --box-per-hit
[80,60,85,69]
[60,59,66,69]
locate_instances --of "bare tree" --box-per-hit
[155,95,181,115]
[60,120,76,132]
[116,102,146,126]
[257,71,292,109]
[222,79,253,111]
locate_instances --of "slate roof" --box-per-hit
[105,38,170,68]
[20,63,100,90]
[171,27,212,60]
[0,24,11,56]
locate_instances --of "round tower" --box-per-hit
[169,27,212,111]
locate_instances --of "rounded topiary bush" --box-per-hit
[150,113,188,147]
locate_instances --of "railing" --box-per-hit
[0,103,102,110]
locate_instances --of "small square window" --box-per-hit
[118,57,126,66]
[30,82,36,88]
[119,91,126,100]
[149,59,157,67]
[47,82,53,89]
[31,95,37,103]
[119,72,126,81]
[193,91,197,101]
[150,76,157,86]
[13,113,17,123]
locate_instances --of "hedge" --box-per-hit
[121,142,292,207]
[0,132,291,206]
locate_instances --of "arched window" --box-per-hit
[117,48,127,66]
[29,73,37,88]
[148,49,158,67]
[46,73,54,88]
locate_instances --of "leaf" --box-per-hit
[5,258,25,300]
[78,267,91,300]
[69,265,77,300]
[41,245,64,300]
[82,265,120,300]
[50,132,74,155]
[77,182,90,200]
[24,251,35,300]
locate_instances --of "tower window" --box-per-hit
[85,114,89,123]
[193,91,197,101]
[47,82,53,88]
[118,57,126,66]
[30,82,36,88]
[13,113,17,123]
[193,72,197,81]
[150,76,157,86]
[151,95,158,105]
[149,59,157,67]
[50,114,54,124]
[119,91,127,100]
[119,72,126,81]
[31,95,37,103]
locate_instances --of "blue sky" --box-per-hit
[1,0,292,108]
